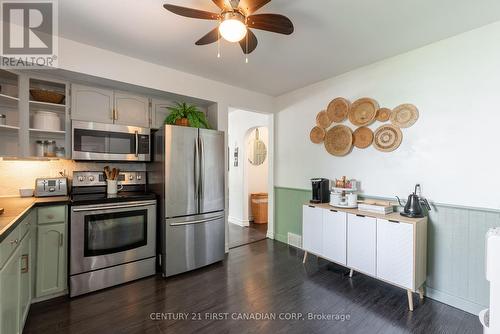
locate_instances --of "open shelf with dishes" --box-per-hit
[0,70,20,157]
[28,77,69,159]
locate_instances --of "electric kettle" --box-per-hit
[396,184,431,218]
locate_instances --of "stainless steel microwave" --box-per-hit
[72,121,150,161]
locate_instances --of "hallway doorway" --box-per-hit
[227,110,271,248]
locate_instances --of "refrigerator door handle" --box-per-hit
[169,214,224,226]
[199,137,205,200]
[194,137,200,206]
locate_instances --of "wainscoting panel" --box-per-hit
[274,186,500,315]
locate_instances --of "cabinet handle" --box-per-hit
[59,234,63,247]
[10,239,18,245]
[308,205,315,208]
[330,209,338,212]
[115,108,118,120]
[21,254,29,273]
[356,214,365,218]
[111,108,114,120]
[389,220,400,224]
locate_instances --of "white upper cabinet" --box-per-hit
[113,91,149,127]
[376,219,414,289]
[322,209,347,265]
[347,213,377,276]
[71,84,114,124]
[151,98,173,129]
[302,205,323,255]
[71,85,150,128]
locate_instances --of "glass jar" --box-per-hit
[35,140,44,157]
[55,146,65,158]
[44,140,56,157]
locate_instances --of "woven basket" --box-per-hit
[251,193,268,224]
[30,89,65,104]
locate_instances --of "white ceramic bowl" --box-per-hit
[32,110,60,131]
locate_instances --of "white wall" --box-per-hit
[275,21,500,210]
[228,110,270,225]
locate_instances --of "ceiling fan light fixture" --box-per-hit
[219,12,247,42]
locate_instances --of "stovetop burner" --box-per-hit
[70,171,155,206]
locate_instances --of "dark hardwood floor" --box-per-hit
[24,240,481,334]
[228,222,267,248]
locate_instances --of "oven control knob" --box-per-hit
[129,175,134,180]
[88,176,95,182]
[78,176,85,182]
[137,175,142,181]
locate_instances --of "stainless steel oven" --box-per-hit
[70,199,156,297]
[72,120,151,161]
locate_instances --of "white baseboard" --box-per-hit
[228,216,250,227]
[266,231,274,239]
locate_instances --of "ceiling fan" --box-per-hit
[163,0,294,55]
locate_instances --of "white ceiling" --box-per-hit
[59,0,500,96]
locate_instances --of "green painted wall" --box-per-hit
[273,186,500,315]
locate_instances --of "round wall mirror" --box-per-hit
[247,128,267,166]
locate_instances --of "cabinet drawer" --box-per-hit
[0,221,21,269]
[19,210,35,239]
[38,206,66,224]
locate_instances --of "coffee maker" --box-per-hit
[310,178,330,204]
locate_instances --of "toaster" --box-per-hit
[34,177,68,197]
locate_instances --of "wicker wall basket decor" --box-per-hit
[327,97,350,123]
[316,110,332,129]
[375,108,391,122]
[390,104,419,128]
[310,126,326,144]
[353,127,374,149]
[373,124,403,152]
[349,98,379,126]
[324,125,353,156]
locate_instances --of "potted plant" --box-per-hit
[164,102,211,129]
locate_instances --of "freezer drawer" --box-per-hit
[163,212,225,277]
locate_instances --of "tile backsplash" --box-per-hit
[0,159,146,197]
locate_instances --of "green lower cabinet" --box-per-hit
[36,223,67,298]
[19,231,32,329]
[0,240,22,334]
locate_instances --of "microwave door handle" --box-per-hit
[135,131,139,157]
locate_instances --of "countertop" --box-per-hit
[0,196,69,242]
[305,202,427,225]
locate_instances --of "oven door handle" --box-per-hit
[72,202,154,212]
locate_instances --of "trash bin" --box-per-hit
[251,193,268,224]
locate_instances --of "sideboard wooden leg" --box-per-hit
[302,251,308,264]
[349,269,354,278]
[407,290,414,311]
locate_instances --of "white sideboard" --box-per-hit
[302,204,427,311]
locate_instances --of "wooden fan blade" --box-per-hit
[195,28,221,45]
[238,0,271,15]
[247,14,294,35]
[212,0,230,10]
[239,29,258,54]
[163,4,219,20]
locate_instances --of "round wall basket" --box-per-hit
[353,127,374,149]
[373,124,403,152]
[349,98,379,126]
[376,108,391,122]
[324,125,353,156]
[390,104,419,128]
[316,110,332,129]
[310,126,326,144]
[327,97,350,123]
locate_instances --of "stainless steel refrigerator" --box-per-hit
[149,125,225,277]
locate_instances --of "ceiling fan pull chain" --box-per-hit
[245,32,249,63]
